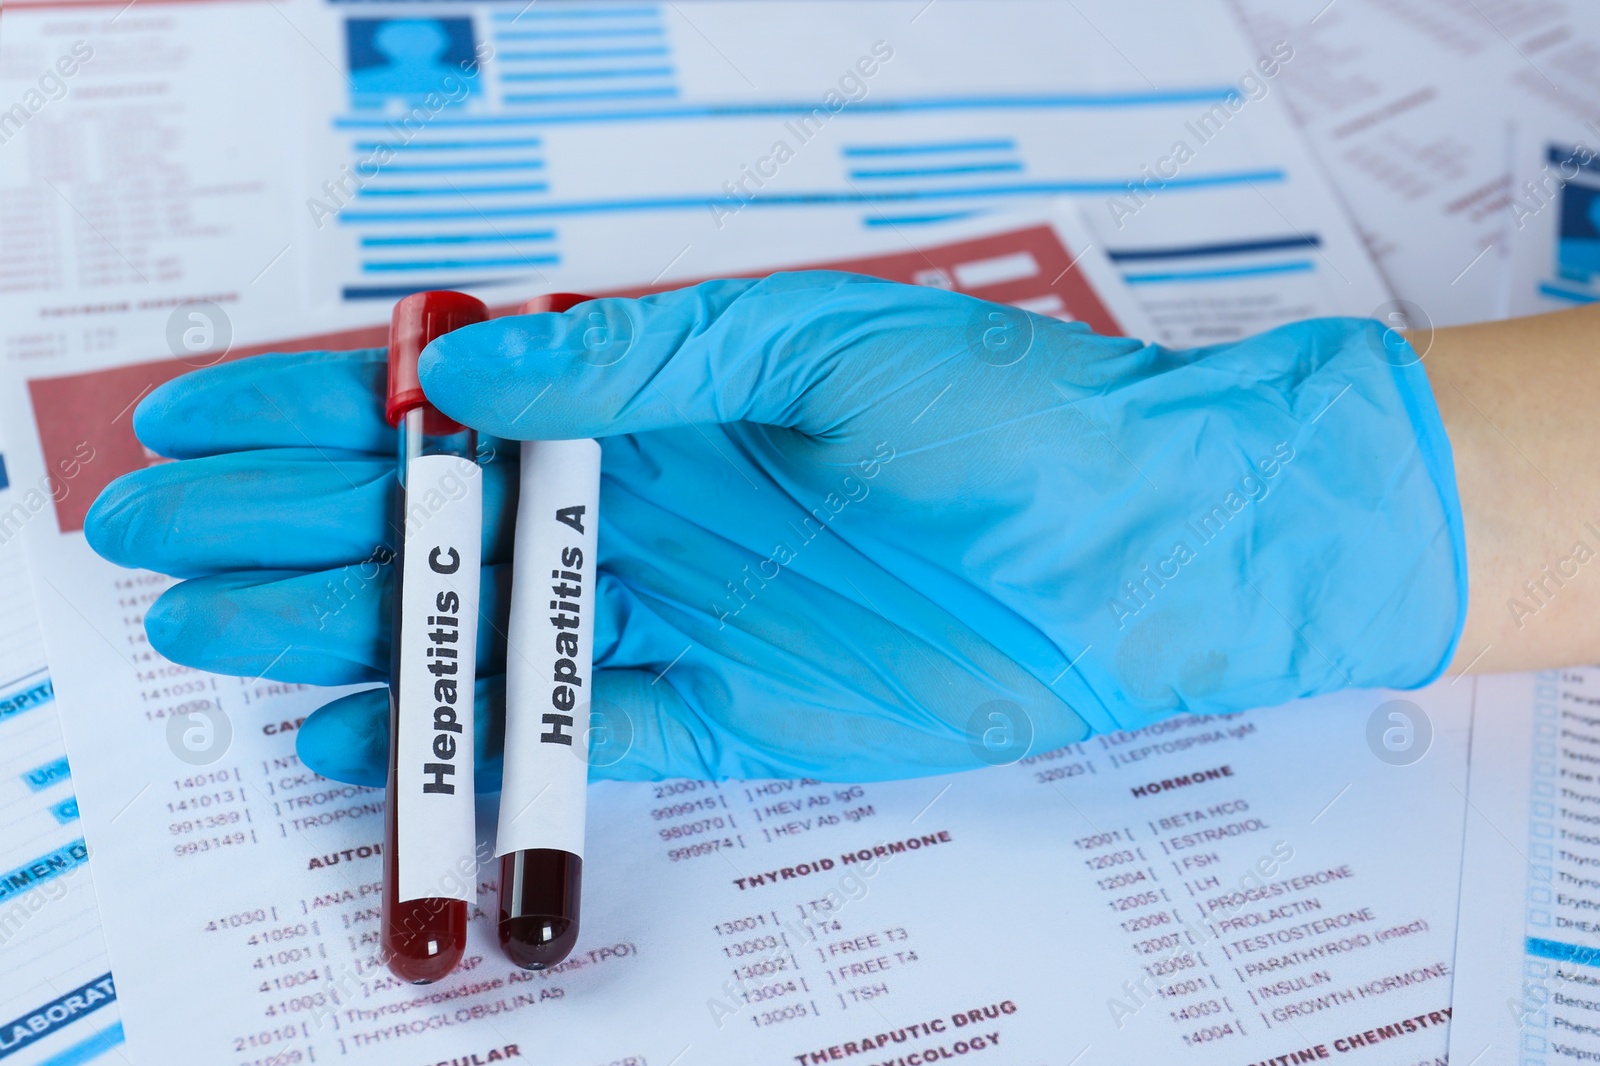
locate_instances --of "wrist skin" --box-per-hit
[1416,303,1600,673]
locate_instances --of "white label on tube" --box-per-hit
[497,438,600,860]
[395,453,481,904]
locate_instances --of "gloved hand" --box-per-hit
[85,271,1466,785]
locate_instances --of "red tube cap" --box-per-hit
[386,290,490,427]
[517,292,595,316]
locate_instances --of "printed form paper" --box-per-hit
[0,0,1392,350]
[0,0,1486,1061]
[1227,0,1517,327]
[1506,127,1600,316]
[1412,1,1600,316]
[1449,669,1600,1066]
[0,409,1480,1065]
[2,211,1471,1064]
[1231,0,1600,324]
[0,491,122,1066]
[1497,0,1600,314]
[291,0,1396,344]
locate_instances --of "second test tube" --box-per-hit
[496,293,601,970]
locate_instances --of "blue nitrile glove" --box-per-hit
[84,272,1467,785]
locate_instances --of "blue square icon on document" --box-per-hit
[346,18,480,111]
[1554,157,1600,285]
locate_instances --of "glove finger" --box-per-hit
[134,349,393,459]
[418,272,1005,440]
[297,676,506,793]
[85,448,516,577]
[144,563,511,685]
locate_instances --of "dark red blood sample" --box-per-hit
[498,849,582,970]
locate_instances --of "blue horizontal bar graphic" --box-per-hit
[493,5,661,18]
[359,182,550,196]
[1528,936,1600,965]
[495,27,664,40]
[333,88,1239,129]
[362,230,555,246]
[501,66,674,81]
[50,796,79,824]
[1107,235,1321,261]
[33,1021,124,1066]
[1122,260,1314,284]
[863,210,986,226]
[355,138,543,151]
[844,139,1017,156]
[1538,281,1598,303]
[364,255,560,271]
[23,755,70,791]
[344,281,496,300]
[498,47,669,60]
[0,675,53,725]
[337,170,1285,221]
[850,162,1023,179]
[1546,144,1600,175]
[379,160,545,174]
[505,87,678,104]
[0,839,87,904]
[2,975,117,1064]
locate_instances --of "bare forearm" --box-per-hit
[1422,303,1600,672]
